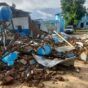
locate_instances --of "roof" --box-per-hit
[11,7,29,18]
[0,2,9,6]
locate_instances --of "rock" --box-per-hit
[80,51,88,62]
[19,59,27,65]
[1,76,14,85]
[56,76,65,81]
[38,83,45,88]
[75,67,80,73]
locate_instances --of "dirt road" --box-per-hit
[0,60,88,88]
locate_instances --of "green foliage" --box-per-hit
[61,0,86,26]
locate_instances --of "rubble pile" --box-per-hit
[0,31,88,87]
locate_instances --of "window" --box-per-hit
[17,25,22,32]
[80,23,84,28]
[86,22,88,25]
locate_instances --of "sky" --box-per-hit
[0,0,61,11]
[84,0,88,8]
[0,0,88,19]
[0,0,88,11]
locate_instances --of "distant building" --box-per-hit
[6,5,31,37]
[36,14,65,34]
[77,15,88,29]
[12,11,41,37]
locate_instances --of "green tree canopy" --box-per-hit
[61,0,86,26]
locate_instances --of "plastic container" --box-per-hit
[0,6,12,21]
[2,51,19,66]
[37,44,52,56]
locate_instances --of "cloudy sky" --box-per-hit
[0,0,88,11]
[84,0,88,8]
[0,0,88,19]
[0,0,61,11]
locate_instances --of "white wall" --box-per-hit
[12,17,29,29]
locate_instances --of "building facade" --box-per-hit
[36,14,65,34]
[77,15,88,29]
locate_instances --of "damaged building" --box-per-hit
[0,2,41,38]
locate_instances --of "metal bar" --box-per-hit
[54,31,75,48]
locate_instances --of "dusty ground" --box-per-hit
[0,60,88,88]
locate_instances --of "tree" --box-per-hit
[61,0,86,26]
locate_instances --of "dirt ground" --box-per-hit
[0,60,88,88]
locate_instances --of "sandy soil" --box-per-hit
[0,60,88,88]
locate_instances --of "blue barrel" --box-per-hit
[37,44,52,56]
[0,6,12,21]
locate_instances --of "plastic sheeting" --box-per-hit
[55,46,75,52]
[2,51,19,66]
[33,54,76,68]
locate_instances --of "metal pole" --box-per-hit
[54,30,75,48]
[2,23,6,49]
